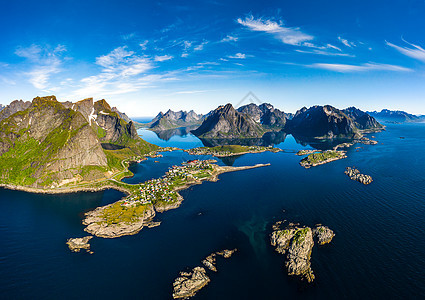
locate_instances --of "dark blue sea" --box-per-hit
[1,124,425,299]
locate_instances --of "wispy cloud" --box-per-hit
[72,46,162,98]
[338,37,357,48]
[154,55,173,62]
[194,41,209,51]
[139,40,149,50]
[309,62,411,72]
[228,53,247,59]
[386,40,425,62]
[15,44,66,90]
[221,35,238,42]
[237,15,313,46]
[296,49,354,57]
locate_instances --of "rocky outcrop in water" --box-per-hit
[173,248,237,299]
[172,267,210,299]
[66,236,93,253]
[270,221,334,283]
[345,167,373,185]
[312,225,335,245]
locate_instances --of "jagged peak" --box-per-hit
[94,99,112,112]
[32,95,58,105]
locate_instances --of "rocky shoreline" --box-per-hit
[270,221,334,283]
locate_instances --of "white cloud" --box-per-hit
[237,15,313,46]
[309,62,411,72]
[386,40,425,62]
[194,41,208,51]
[296,49,353,57]
[139,40,149,50]
[72,46,157,98]
[96,46,134,69]
[338,37,356,48]
[15,44,66,90]
[154,55,173,62]
[221,35,238,42]
[181,53,189,58]
[228,53,246,59]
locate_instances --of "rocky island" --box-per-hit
[345,167,373,185]
[172,249,237,299]
[270,221,334,283]
[185,145,281,157]
[66,236,94,253]
[299,150,347,168]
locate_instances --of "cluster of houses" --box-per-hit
[122,159,216,207]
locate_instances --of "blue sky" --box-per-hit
[1,0,425,116]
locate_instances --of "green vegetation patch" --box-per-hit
[101,202,151,225]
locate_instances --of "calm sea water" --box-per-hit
[1,124,425,299]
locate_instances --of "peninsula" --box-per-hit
[82,159,270,238]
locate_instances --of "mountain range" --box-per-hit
[189,103,383,140]
[147,110,205,131]
[367,109,425,123]
[0,96,156,188]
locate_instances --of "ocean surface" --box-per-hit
[1,124,425,299]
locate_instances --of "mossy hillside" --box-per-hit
[0,103,89,186]
[100,201,152,225]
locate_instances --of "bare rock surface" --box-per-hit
[345,167,373,185]
[173,248,238,298]
[271,221,334,283]
[313,225,335,245]
[172,267,210,299]
[66,236,93,253]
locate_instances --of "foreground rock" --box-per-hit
[66,236,93,253]
[173,249,237,298]
[312,225,335,245]
[172,267,210,299]
[270,222,334,283]
[344,167,373,185]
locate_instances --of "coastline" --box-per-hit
[81,163,271,239]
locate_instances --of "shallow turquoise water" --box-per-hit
[1,124,425,299]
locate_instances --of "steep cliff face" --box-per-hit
[285,105,359,139]
[0,96,107,187]
[237,103,288,128]
[70,98,140,146]
[343,107,383,131]
[0,99,31,122]
[149,109,204,130]
[0,96,156,188]
[192,103,265,138]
